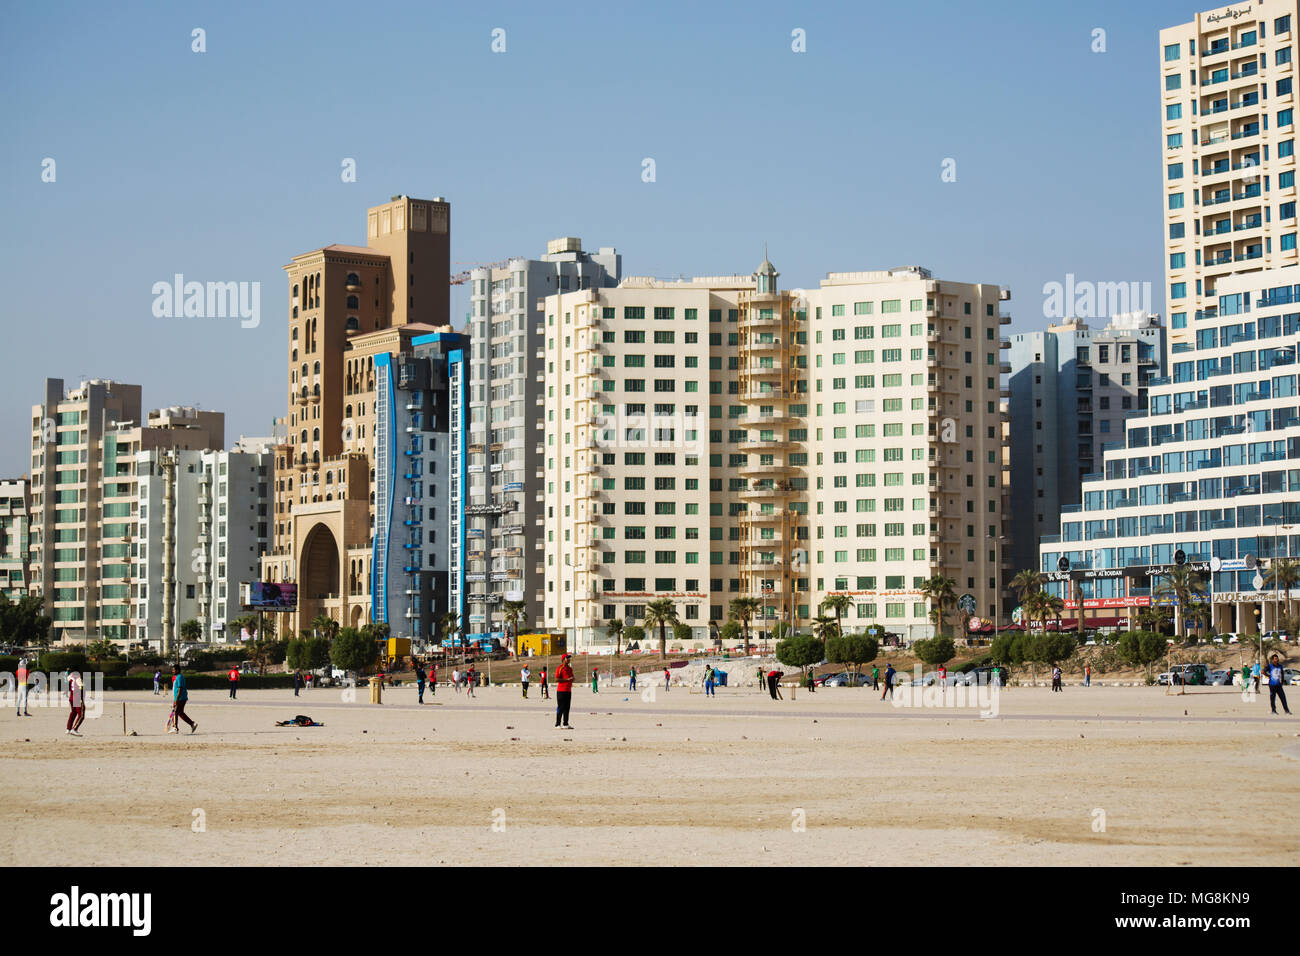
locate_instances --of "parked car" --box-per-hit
[909,671,963,687]
[1207,669,1233,686]
[959,667,1001,686]
[820,672,872,687]
[1284,668,1300,686]
[1157,663,1211,685]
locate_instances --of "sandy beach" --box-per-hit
[2,681,1296,866]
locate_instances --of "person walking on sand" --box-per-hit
[591,665,599,694]
[415,662,427,704]
[663,667,671,692]
[428,663,436,696]
[554,653,575,729]
[756,666,765,693]
[1252,660,1262,694]
[881,663,896,701]
[294,670,302,697]
[153,667,161,696]
[1052,665,1063,692]
[65,670,86,736]
[1265,653,1292,715]
[540,666,550,699]
[451,667,461,694]
[704,665,716,697]
[466,665,476,698]
[766,669,783,701]
[628,665,637,692]
[871,664,880,691]
[227,665,239,700]
[172,664,197,734]
[1084,664,1091,687]
[521,665,531,698]
[16,657,30,716]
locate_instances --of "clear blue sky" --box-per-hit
[1,0,1198,474]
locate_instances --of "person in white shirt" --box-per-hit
[521,666,531,698]
[451,668,461,693]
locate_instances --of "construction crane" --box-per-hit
[449,259,519,286]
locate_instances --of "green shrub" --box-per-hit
[42,651,88,673]
[775,634,825,671]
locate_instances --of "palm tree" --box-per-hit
[1137,604,1172,634]
[1185,601,1211,642]
[810,614,838,642]
[309,613,338,641]
[1042,592,1065,630]
[439,609,461,665]
[1153,565,1208,643]
[1263,557,1300,625]
[729,597,761,656]
[642,599,679,659]
[919,575,957,637]
[605,618,625,657]
[1011,569,1045,606]
[820,593,854,639]
[502,600,527,657]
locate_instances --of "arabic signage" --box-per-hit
[1206,5,1252,23]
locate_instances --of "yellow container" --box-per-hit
[518,633,566,658]
[387,637,412,661]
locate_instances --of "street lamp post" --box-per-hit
[1267,519,1293,635]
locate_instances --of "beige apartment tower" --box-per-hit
[28,379,225,645]
[542,259,1009,651]
[1161,0,1300,345]
[261,196,451,640]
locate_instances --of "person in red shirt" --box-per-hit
[228,666,239,699]
[554,655,575,728]
[539,667,549,699]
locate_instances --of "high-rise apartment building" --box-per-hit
[464,238,620,645]
[28,380,226,645]
[0,479,30,601]
[1162,0,1300,346]
[541,260,1010,650]
[1007,313,1166,574]
[261,196,453,640]
[371,331,468,648]
[1039,267,1300,632]
[1031,3,1300,633]
[131,444,273,646]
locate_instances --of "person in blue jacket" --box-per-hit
[1264,654,1292,715]
[172,664,197,734]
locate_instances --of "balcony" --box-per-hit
[738,461,795,477]
[738,438,792,452]
[739,484,791,500]
[739,411,794,427]
[739,311,782,330]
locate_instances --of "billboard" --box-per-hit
[244,581,297,609]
